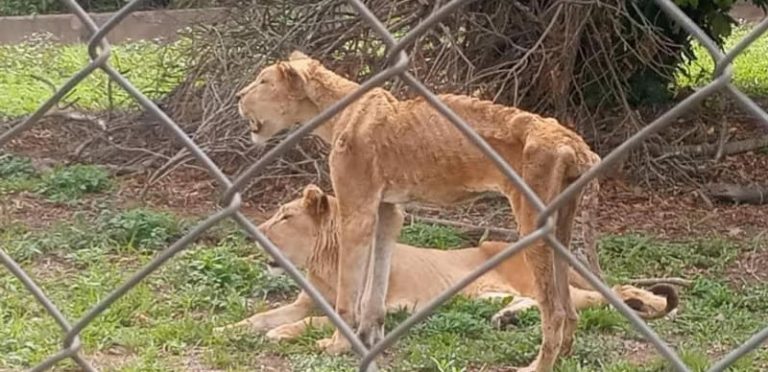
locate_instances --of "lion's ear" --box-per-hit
[288,50,309,61]
[302,184,328,217]
[276,61,307,98]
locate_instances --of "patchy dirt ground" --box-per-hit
[3,130,768,371]
[4,124,768,240]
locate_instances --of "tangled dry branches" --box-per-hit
[68,0,711,195]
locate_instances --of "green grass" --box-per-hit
[677,25,768,95]
[0,37,188,118]
[0,24,764,120]
[399,221,469,249]
[2,187,767,371]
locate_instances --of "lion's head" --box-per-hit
[236,51,322,145]
[257,184,333,275]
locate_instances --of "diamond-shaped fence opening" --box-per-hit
[1,0,767,371]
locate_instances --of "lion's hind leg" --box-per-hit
[508,141,580,372]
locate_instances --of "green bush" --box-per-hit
[100,208,181,250]
[399,222,467,250]
[37,164,112,201]
[677,26,768,95]
[588,0,768,105]
[171,245,298,309]
[413,296,505,337]
[0,154,37,179]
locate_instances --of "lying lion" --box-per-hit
[218,184,678,351]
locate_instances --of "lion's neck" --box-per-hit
[304,65,360,144]
[308,204,342,281]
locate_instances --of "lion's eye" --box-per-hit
[280,214,292,221]
[260,79,269,85]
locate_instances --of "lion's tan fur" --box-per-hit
[236,50,604,370]
[218,186,676,350]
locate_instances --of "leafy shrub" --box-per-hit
[37,164,111,201]
[399,223,467,250]
[0,154,41,194]
[100,208,181,250]
[0,154,36,179]
[581,0,768,105]
[577,308,626,333]
[414,296,505,337]
[677,26,768,95]
[172,245,297,309]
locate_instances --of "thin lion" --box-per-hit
[217,184,678,352]
[236,50,602,371]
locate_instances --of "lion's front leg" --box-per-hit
[215,291,314,334]
[267,316,331,341]
[491,296,539,329]
[333,195,382,350]
[357,202,402,347]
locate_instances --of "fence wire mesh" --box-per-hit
[1,0,768,371]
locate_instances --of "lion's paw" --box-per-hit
[316,334,351,355]
[266,326,299,341]
[491,309,520,330]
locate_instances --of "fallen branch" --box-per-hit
[650,135,768,158]
[628,277,693,288]
[704,182,768,205]
[405,214,519,243]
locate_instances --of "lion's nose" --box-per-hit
[235,89,248,101]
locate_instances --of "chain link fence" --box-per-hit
[1,0,768,371]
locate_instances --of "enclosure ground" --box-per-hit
[2,144,768,371]
[3,21,768,372]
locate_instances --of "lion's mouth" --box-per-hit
[249,119,267,145]
[251,119,263,133]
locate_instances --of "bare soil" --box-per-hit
[4,116,768,284]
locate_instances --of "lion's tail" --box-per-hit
[580,174,602,278]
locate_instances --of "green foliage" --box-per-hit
[586,0,768,105]
[399,222,467,250]
[169,244,298,309]
[0,37,188,118]
[36,164,111,201]
[677,26,768,95]
[0,154,41,194]
[0,158,113,201]
[100,208,182,250]
[414,296,504,337]
[577,308,626,333]
[0,154,37,179]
